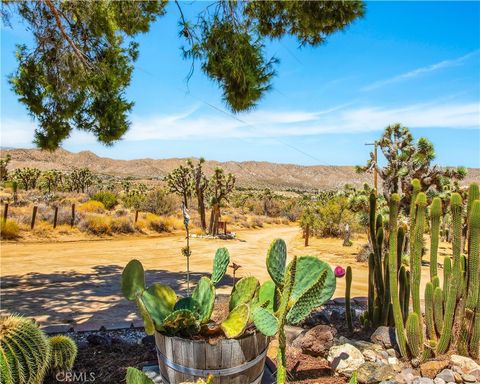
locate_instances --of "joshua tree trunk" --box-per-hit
[209,204,221,235]
[197,191,206,231]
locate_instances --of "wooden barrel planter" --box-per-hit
[155,331,269,384]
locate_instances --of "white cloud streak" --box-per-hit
[1,101,478,147]
[363,50,479,91]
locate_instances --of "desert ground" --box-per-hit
[0,225,442,328]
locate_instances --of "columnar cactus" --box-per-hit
[424,282,436,341]
[411,192,427,319]
[252,239,336,384]
[0,315,50,384]
[406,312,422,358]
[345,266,353,333]
[433,286,444,335]
[429,197,442,280]
[48,335,77,371]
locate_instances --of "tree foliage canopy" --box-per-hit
[3,0,364,149]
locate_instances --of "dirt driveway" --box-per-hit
[0,225,437,328]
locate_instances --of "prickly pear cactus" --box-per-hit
[192,277,215,324]
[229,276,259,311]
[211,247,230,286]
[126,367,155,384]
[266,239,287,286]
[252,307,279,336]
[162,310,200,336]
[220,304,250,338]
[121,259,146,300]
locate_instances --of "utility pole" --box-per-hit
[365,142,378,193]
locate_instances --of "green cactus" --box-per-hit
[0,315,50,384]
[266,239,287,286]
[436,193,463,355]
[121,259,146,300]
[433,286,444,335]
[424,282,436,341]
[192,277,215,324]
[409,178,421,256]
[467,183,479,221]
[254,240,335,384]
[367,252,375,325]
[345,266,353,333]
[162,310,200,336]
[255,280,276,312]
[406,312,422,358]
[397,225,406,273]
[388,193,408,357]
[411,192,427,319]
[399,265,408,323]
[229,276,259,311]
[48,335,77,371]
[443,256,451,304]
[430,197,442,280]
[174,297,201,317]
[470,291,480,359]
[432,275,440,290]
[220,304,250,338]
[211,247,230,286]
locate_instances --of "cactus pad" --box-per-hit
[287,269,331,324]
[192,277,215,324]
[174,297,201,318]
[229,276,259,311]
[126,367,155,384]
[211,247,230,286]
[135,297,156,335]
[141,283,177,325]
[256,280,276,312]
[266,239,287,286]
[220,303,250,338]
[162,310,200,336]
[122,259,145,300]
[253,307,279,336]
[291,256,336,304]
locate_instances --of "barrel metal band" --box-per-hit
[156,345,267,377]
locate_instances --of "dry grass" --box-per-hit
[78,200,105,213]
[111,217,135,234]
[79,214,111,235]
[145,213,183,233]
[0,219,20,239]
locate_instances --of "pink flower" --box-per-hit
[334,266,345,278]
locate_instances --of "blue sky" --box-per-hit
[1,1,479,167]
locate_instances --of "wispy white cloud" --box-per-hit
[1,101,478,147]
[363,50,479,91]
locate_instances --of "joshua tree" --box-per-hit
[165,164,193,209]
[67,167,96,193]
[12,167,41,190]
[208,168,235,235]
[0,154,11,181]
[41,169,63,193]
[357,124,466,207]
[188,158,209,232]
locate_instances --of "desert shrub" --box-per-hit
[91,191,117,210]
[78,200,105,213]
[248,216,264,228]
[141,188,177,215]
[114,208,129,217]
[79,214,111,235]
[0,219,19,239]
[356,243,371,262]
[111,217,135,233]
[146,213,182,233]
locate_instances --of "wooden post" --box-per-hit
[135,210,139,223]
[224,221,227,235]
[71,203,75,227]
[53,206,58,229]
[31,206,38,229]
[3,203,8,221]
[305,223,310,247]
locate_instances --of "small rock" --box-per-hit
[363,349,377,362]
[300,324,336,357]
[330,308,346,323]
[357,362,395,384]
[436,369,456,383]
[378,350,389,360]
[371,326,398,349]
[86,334,111,347]
[469,368,480,381]
[327,343,365,376]
[420,360,449,379]
[450,355,480,374]
[413,378,434,384]
[433,379,445,384]
[453,372,462,383]
[395,368,420,384]
[462,374,477,383]
[388,357,398,366]
[386,348,397,357]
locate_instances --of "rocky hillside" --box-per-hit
[1,148,478,191]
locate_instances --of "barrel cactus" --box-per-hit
[253,239,336,384]
[122,247,259,338]
[0,315,50,384]
[49,335,77,371]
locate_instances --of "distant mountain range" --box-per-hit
[1,148,478,191]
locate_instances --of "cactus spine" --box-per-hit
[430,197,441,280]
[0,315,50,384]
[346,266,353,333]
[48,335,77,371]
[388,193,408,357]
[436,193,463,354]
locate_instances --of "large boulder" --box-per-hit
[370,326,398,349]
[300,324,336,357]
[327,343,365,376]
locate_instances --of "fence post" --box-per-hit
[31,206,38,229]
[3,203,8,221]
[53,206,58,229]
[71,203,75,227]
[135,210,139,223]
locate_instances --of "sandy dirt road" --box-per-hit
[0,225,440,327]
